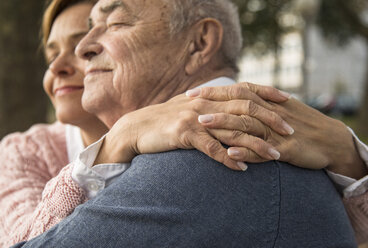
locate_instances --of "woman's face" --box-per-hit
[43,2,94,125]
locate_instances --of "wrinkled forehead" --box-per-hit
[90,0,168,21]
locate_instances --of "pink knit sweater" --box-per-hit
[0,122,367,246]
[0,123,86,247]
[344,193,368,244]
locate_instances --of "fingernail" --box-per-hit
[282,121,294,135]
[279,90,291,99]
[268,148,280,160]
[198,114,214,124]
[237,162,248,171]
[186,88,201,97]
[228,148,240,156]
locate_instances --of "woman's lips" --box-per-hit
[54,86,84,97]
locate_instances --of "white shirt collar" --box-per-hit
[196,76,236,89]
[66,124,85,162]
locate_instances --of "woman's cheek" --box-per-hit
[43,70,54,99]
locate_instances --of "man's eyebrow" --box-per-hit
[100,0,129,14]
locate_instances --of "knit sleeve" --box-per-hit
[343,193,368,244]
[0,124,87,247]
[10,163,87,246]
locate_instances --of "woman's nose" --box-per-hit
[49,54,75,77]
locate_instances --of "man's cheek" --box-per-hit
[106,34,137,60]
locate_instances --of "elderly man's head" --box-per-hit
[165,0,242,71]
[76,0,242,127]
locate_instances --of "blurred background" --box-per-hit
[0,0,367,247]
[233,0,368,145]
[0,0,367,142]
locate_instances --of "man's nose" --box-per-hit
[76,32,103,61]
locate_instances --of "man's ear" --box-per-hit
[185,18,224,75]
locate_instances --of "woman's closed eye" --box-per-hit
[46,54,58,66]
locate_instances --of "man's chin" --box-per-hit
[81,94,101,115]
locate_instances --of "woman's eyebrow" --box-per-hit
[46,31,87,50]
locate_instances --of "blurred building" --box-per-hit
[237,26,368,103]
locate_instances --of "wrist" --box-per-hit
[93,120,137,165]
[327,120,368,180]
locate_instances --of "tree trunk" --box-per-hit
[357,43,368,138]
[300,22,311,101]
[273,45,281,89]
[0,0,48,139]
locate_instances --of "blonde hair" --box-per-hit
[41,0,97,48]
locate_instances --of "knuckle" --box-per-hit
[243,148,253,161]
[190,98,207,112]
[262,126,272,140]
[252,139,265,152]
[228,85,242,99]
[267,101,278,112]
[200,87,212,98]
[205,140,221,156]
[245,82,256,92]
[240,115,251,131]
[246,100,258,116]
[239,82,251,90]
[231,130,244,141]
[173,111,195,133]
[177,130,191,148]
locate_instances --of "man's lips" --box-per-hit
[54,86,84,97]
[85,68,112,76]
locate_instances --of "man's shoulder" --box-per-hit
[129,149,262,186]
[111,149,280,208]
[90,150,282,246]
[132,149,225,173]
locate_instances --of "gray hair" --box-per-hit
[165,0,243,71]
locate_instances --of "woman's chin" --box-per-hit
[55,108,86,126]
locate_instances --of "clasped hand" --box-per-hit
[95,82,366,178]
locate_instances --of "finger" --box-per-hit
[212,100,294,136]
[188,132,248,171]
[244,82,290,103]
[187,84,272,109]
[208,129,281,161]
[227,147,268,163]
[198,113,268,138]
[186,82,290,104]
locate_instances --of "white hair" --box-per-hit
[165,0,243,71]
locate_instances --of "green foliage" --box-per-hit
[317,0,368,45]
[233,0,368,51]
[232,0,294,54]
